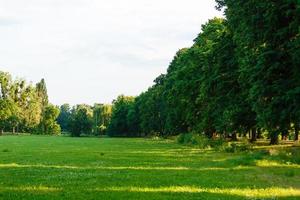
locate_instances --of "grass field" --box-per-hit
[0,136,299,200]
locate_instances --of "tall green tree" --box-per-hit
[0,99,14,135]
[92,104,112,135]
[216,0,300,144]
[41,105,61,135]
[69,105,93,137]
[0,71,59,135]
[57,104,72,132]
[107,95,135,137]
[36,78,49,133]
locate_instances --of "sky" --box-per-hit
[0,0,223,105]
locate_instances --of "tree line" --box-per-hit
[0,72,112,137]
[57,103,112,137]
[107,1,300,144]
[0,72,60,135]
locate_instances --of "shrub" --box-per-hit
[209,138,226,150]
[225,143,252,153]
[225,142,253,153]
[177,133,186,144]
[273,148,300,165]
[177,133,224,149]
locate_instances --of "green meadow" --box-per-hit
[0,135,299,200]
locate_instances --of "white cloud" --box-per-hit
[0,0,223,105]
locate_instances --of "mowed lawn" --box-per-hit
[0,136,299,200]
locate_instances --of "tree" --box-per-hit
[126,100,140,136]
[0,99,13,135]
[6,105,20,134]
[107,95,135,137]
[0,71,12,99]
[36,79,49,133]
[69,105,93,137]
[57,104,72,132]
[92,104,112,135]
[41,105,61,135]
[216,0,300,144]
[0,71,59,135]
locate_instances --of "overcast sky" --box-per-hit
[0,0,222,105]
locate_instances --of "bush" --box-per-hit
[177,133,225,149]
[271,148,300,165]
[177,133,187,144]
[225,142,253,153]
[209,138,226,150]
[50,123,61,135]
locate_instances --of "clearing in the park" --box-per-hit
[0,135,299,200]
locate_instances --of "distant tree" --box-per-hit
[23,85,43,132]
[0,71,58,135]
[0,99,14,135]
[41,105,61,135]
[36,78,49,133]
[126,102,140,136]
[57,104,72,132]
[69,105,93,137]
[0,71,12,99]
[92,104,112,135]
[0,72,17,134]
[6,104,20,134]
[36,78,49,108]
[101,104,112,131]
[107,95,135,137]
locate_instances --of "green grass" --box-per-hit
[0,136,299,200]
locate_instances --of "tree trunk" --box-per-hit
[295,124,299,141]
[231,132,238,141]
[12,127,15,134]
[205,129,214,139]
[250,128,257,143]
[281,130,288,141]
[0,129,3,136]
[224,132,230,139]
[270,131,279,145]
[222,131,227,139]
[257,128,262,139]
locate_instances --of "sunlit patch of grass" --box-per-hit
[0,163,193,171]
[0,163,250,171]
[0,186,61,192]
[256,160,300,168]
[92,186,300,198]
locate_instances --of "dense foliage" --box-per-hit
[108,1,300,144]
[216,0,300,144]
[0,72,60,135]
[57,103,112,137]
[107,95,137,137]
